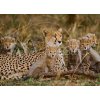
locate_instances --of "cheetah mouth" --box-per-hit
[6,49,11,52]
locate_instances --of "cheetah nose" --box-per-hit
[52,55,54,57]
[6,46,9,49]
[85,47,87,50]
[58,41,61,43]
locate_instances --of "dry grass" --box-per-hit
[0,14,100,86]
[0,75,100,86]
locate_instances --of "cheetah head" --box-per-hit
[43,28,62,47]
[0,36,17,54]
[79,33,97,51]
[85,33,97,48]
[67,39,80,53]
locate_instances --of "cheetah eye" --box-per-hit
[59,35,62,37]
[55,34,57,37]
[52,34,56,37]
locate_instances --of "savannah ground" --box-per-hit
[0,14,100,86]
[0,75,100,86]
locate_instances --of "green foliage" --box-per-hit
[0,76,100,86]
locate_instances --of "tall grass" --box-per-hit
[0,14,100,51]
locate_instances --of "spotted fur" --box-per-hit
[79,33,98,74]
[43,28,67,74]
[0,28,67,80]
[66,39,81,71]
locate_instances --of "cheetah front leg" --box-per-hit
[83,63,90,74]
[5,72,24,80]
[27,62,47,79]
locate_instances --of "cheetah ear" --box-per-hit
[57,28,63,33]
[43,29,49,37]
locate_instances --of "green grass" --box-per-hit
[0,76,100,86]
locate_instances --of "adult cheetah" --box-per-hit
[0,28,67,80]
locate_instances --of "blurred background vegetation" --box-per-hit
[0,14,100,86]
[0,14,100,51]
[0,14,100,47]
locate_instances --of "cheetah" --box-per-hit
[79,33,98,74]
[43,28,67,74]
[0,36,16,55]
[66,39,81,71]
[0,28,67,80]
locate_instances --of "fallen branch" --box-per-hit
[43,70,99,78]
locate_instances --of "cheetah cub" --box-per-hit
[43,28,67,74]
[0,36,16,55]
[66,39,81,71]
[79,33,98,74]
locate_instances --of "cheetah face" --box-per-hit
[1,36,16,52]
[80,36,91,50]
[67,39,80,53]
[43,28,62,47]
[46,47,57,58]
[54,28,62,47]
[80,33,97,50]
[85,33,97,47]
